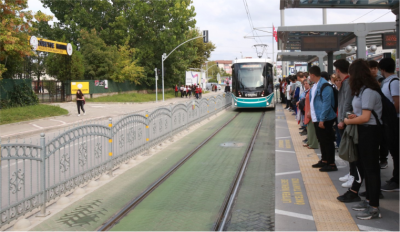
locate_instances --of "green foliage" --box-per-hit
[0,0,52,79]
[79,29,117,80]
[0,104,68,125]
[86,90,176,103]
[207,61,223,79]
[208,78,217,83]
[110,40,145,84]
[2,83,38,108]
[46,43,84,81]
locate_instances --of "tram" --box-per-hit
[231,58,275,109]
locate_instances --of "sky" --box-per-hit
[27,0,396,62]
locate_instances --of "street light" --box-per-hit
[161,31,208,101]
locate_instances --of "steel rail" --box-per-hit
[97,111,241,231]
[214,111,265,231]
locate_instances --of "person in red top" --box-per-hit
[175,85,178,97]
[199,86,203,99]
[195,86,199,99]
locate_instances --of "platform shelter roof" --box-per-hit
[280,0,399,10]
[277,22,395,51]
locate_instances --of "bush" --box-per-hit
[208,78,217,83]
[2,83,39,108]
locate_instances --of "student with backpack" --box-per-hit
[343,59,383,220]
[308,66,337,172]
[378,58,399,192]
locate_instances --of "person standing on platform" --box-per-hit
[309,66,337,172]
[343,59,383,220]
[334,59,356,189]
[303,79,319,149]
[378,58,399,192]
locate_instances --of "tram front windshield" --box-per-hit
[237,64,265,90]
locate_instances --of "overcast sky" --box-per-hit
[28,0,396,62]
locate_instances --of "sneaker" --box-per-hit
[359,191,384,199]
[299,130,307,136]
[381,181,399,192]
[352,200,370,211]
[339,173,351,182]
[319,164,338,172]
[78,114,80,117]
[83,112,86,115]
[337,189,361,202]
[356,206,381,220]
[292,113,296,115]
[302,138,308,143]
[299,127,306,130]
[380,162,388,169]
[342,176,354,188]
[312,160,326,168]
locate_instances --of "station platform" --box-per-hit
[275,103,399,231]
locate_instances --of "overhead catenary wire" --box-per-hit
[349,9,375,23]
[242,0,264,45]
[370,11,392,22]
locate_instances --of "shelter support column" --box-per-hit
[327,51,333,75]
[318,55,324,72]
[356,35,367,59]
[307,62,311,72]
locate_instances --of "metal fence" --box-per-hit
[0,93,232,228]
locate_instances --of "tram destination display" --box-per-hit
[382,33,397,49]
[301,36,340,52]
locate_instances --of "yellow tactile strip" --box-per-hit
[283,109,359,231]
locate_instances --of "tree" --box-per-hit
[187,28,216,69]
[110,40,145,84]
[206,61,223,79]
[78,29,117,80]
[0,0,52,79]
[46,44,84,81]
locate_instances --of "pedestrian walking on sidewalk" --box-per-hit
[175,85,178,97]
[76,89,85,116]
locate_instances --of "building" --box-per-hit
[214,60,233,75]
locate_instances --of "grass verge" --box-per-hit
[86,90,177,103]
[0,104,69,125]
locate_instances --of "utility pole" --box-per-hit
[155,68,158,102]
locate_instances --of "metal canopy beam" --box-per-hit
[280,0,399,10]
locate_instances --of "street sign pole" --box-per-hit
[162,54,166,101]
[155,68,158,102]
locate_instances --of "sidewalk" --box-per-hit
[0,91,223,140]
[275,103,399,231]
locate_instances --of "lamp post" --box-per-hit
[161,31,208,101]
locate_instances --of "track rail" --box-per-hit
[214,111,265,231]
[97,112,241,231]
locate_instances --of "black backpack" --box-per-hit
[371,88,399,148]
[320,83,338,112]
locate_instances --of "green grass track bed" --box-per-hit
[86,90,177,103]
[111,112,263,231]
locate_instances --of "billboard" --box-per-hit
[185,71,201,85]
[71,82,90,94]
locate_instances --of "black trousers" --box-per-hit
[339,127,357,177]
[314,118,336,165]
[351,125,381,207]
[389,118,399,184]
[180,91,183,98]
[77,101,85,114]
[175,91,178,97]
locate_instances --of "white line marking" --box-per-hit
[29,123,43,129]
[276,170,301,176]
[276,136,291,139]
[275,150,296,153]
[357,224,386,231]
[50,119,66,125]
[275,209,314,221]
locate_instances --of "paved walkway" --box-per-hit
[0,91,222,141]
[275,103,399,231]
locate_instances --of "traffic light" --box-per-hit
[157,69,161,76]
[216,62,219,67]
[203,30,208,43]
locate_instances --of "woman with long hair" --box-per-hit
[343,59,382,220]
[76,89,85,116]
